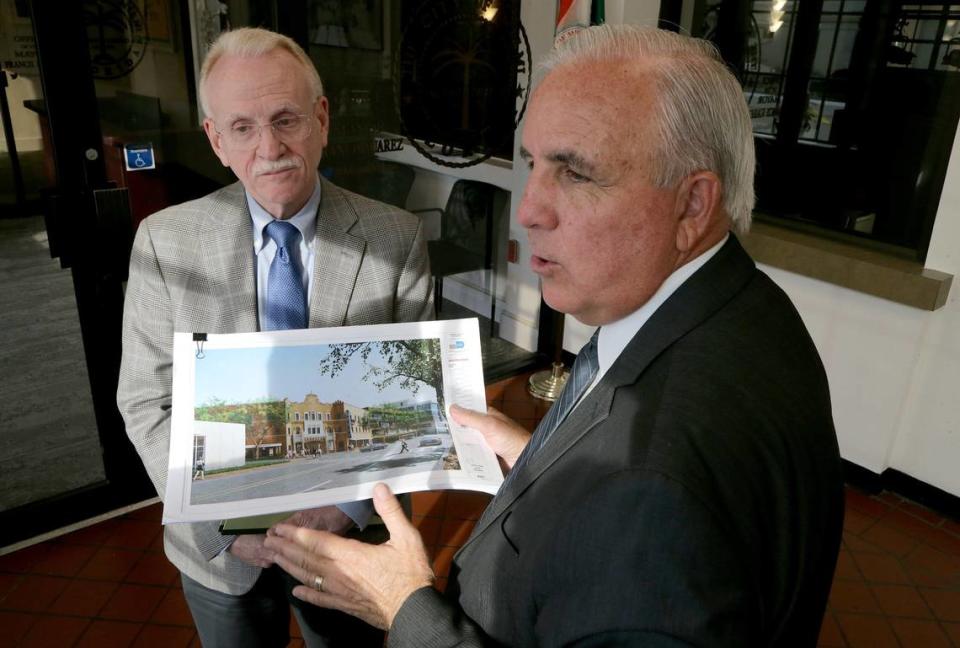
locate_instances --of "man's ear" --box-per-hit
[674,171,725,253]
[202,117,231,168]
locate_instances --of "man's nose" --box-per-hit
[256,124,286,158]
[517,176,556,230]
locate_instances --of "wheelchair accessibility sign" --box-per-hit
[123,144,156,171]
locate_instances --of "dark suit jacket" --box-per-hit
[389,236,844,647]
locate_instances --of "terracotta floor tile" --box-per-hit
[290,612,302,637]
[105,519,163,551]
[845,489,893,520]
[438,518,476,548]
[18,614,89,648]
[880,507,940,541]
[30,542,97,577]
[829,581,881,614]
[0,610,37,647]
[48,578,117,617]
[834,549,862,581]
[843,532,886,555]
[132,623,195,647]
[286,639,305,648]
[444,492,492,521]
[920,589,960,623]
[851,551,911,585]
[77,547,142,582]
[413,515,442,547]
[75,619,143,648]
[432,546,458,579]
[942,518,960,538]
[0,543,48,574]
[57,519,121,547]
[484,380,508,402]
[410,491,448,517]
[0,572,22,600]
[903,544,960,589]
[924,528,960,558]
[503,375,536,401]
[125,552,179,587]
[897,500,946,527]
[834,612,900,648]
[941,621,960,646]
[870,584,934,619]
[1,574,70,612]
[817,612,847,647]
[877,491,904,507]
[99,583,167,623]
[499,400,537,420]
[861,522,921,558]
[123,503,163,523]
[148,531,165,554]
[189,633,203,648]
[843,509,877,536]
[889,617,952,648]
[149,588,195,626]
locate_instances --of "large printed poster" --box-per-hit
[163,318,500,524]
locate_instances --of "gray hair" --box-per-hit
[542,25,755,232]
[199,27,324,118]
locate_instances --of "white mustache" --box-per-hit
[253,158,302,176]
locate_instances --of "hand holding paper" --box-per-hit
[450,404,531,473]
[266,483,434,630]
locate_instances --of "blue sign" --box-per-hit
[124,144,156,171]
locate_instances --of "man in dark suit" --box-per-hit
[264,24,844,646]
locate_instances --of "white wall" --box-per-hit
[195,420,246,471]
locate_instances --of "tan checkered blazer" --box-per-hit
[117,177,432,594]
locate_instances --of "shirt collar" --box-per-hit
[596,234,729,379]
[249,175,322,252]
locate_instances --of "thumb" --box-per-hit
[372,483,416,542]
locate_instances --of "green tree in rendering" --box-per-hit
[317,339,445,411]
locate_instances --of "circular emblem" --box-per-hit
[83,0,147,79]
[396,3,531,168]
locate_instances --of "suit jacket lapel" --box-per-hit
[198,182,259,332]
[461,236,758,548]
[309,177,366,328]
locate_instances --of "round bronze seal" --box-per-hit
[396,2,531,168]
[83,0,147,80]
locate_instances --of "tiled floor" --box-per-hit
[2,371,960,646]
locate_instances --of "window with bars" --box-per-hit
[687,0,960,258]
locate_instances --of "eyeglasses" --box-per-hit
[215,114,313,150]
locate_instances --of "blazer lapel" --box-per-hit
[460,236,758,549]
[198,182,258,332]
[309,177,366,328]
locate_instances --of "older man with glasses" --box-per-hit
[117,27,432,648]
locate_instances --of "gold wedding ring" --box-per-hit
[313,574,324,592]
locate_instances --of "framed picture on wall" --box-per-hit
[308,0,383,51]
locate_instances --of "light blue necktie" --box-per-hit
[501,329,600,490]
[263,220,307,331]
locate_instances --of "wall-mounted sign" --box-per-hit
[0,0,39,76]
[124,143,155,171]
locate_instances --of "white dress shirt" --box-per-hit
[245,177,372,529]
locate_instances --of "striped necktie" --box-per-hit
[501,329,600,489]
[263,220,307,331]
